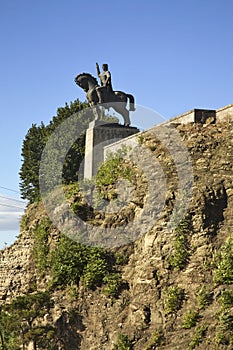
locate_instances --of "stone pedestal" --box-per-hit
[84,121,139,179]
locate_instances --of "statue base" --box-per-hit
[84,122,139,179]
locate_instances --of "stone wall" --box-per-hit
[216,103,233,122]
[104,103,233,158]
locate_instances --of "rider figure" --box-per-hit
[96,63,113,103]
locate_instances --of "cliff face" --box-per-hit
[1,120,233,350]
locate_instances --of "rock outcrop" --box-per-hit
[1,120,233,349]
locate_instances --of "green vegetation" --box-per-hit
[103,273,125,298]
[213,234,233,285]
[215,311,233,346]
[169,218,190,270]
[182,310,200,329]
[145,329,164,349]
[32,217,51,273]
[82,250,110,289]
[19,99,91,203]
[164,286,185,314]
[50,235,111,289]
[196,285,212,309]
[113,334,133,350]
[95,147,134,200]
[31,221,127,295]
[0,292,54,350]
[114,251,130,266]
[217,289,233,309]
[188,324,207,349]
[215,289,233,346]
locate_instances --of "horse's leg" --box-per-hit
[92,105,101,120]
[123,108,130,126]
[111,102,131,126]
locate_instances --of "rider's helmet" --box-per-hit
[102,64,108,71]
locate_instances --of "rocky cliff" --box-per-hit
[0,119,233,350]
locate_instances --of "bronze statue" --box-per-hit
[75,63,135,126]
[96,63,113,103]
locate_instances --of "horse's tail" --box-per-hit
[126,94,136,111]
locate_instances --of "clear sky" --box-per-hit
[1,0,233,246]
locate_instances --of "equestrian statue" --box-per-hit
[75,63,135,126]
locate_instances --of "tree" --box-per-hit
[19,99,91,203]
[0,307,20,349]
[3,292,54,350]
[19,122,48,203]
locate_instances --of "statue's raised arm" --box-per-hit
[96,62,101,80]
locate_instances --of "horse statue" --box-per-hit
[74,73,135,126]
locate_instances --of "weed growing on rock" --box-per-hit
[103,273,125,298]
[32,216,51,274]
[215,311,233,346]
[113,333,133,350]
[168,218,191,270]
[213,234,233,285]
[164,286,185,314]
[145,329,165,349]
[188,324,207,349]
[196,285,212,310]
[182,310,200,329]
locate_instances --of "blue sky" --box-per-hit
[1,0,233,246]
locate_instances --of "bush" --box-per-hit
[217,289,233,309]
[103,273,124,298]
[164,286,185,314]
[82,255,109,289]
[113,334,133,350]
[32,217,51,273]
[215,311,233,345]
[145,329,164,349]
[188,324,207,349]
[169,218,190,270]
[50,236,89,287]
[213,234,233,285]
[95,147,134,200]
[196,285,212,309]
[50,236,116,290]
[182,310,200,329]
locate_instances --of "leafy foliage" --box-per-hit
[95,147,135,200]
[215,310,233,346]
[182,310,200,329]
[103,273,125,298]
[82,249,110,289]
[217,289,233,309]
[50,235,89,287]
[164,286,185,314]
[50,235,113,290]
[145,329,165,349]
[0,308,20,350]
[215,289,233,346]
[188,324,207,349]
[196,285,212,310]
[32,217,51,273]
[213,234,233,285]
[113,334,133,350]
[19,99,90,203]
[0,292,54,350]
[169,218,190,270]
[19,122,48,203]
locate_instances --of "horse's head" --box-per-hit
[75,73,99,92]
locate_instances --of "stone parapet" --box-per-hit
[216,103,233,122]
